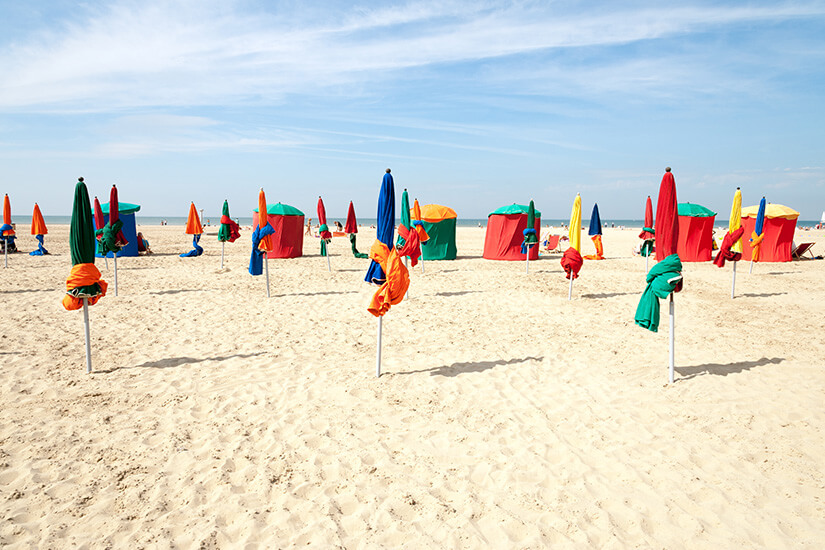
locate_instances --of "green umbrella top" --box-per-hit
[523,199,539,248]
[218,200,241,243]
[63,178,107,310]
[396,188,412,248]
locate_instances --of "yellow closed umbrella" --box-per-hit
[561,193,583,300]
[729,188,742,254]
[569,193,581,253]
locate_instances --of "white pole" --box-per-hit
[326,244,331,272]
[4,244,6,268]
[265,255,270,298]
[645,253,649,273]
[83,298,92,374]
[749,260,754,274]
[104,255,108,270]
[525,247,530,274]
[113,254,118,296]
[376,316,383,378]
[404,256,410,299]
[669,293,675,384]
[221,241,225,269]
[731,261,737,299]
[568,276,573,301]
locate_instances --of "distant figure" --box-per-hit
[335,221,343,231]
[137,232,153,254]
[305,218,313,236]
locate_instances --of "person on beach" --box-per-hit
[305,218,313,236]
[137,232,153,254]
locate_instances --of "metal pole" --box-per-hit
[645,253,649,273]
[104,255,108,270]
[669,293,675,384]
[83,298,92,374]
[326,244,331,272]
[376,316,383,378]
[749,260,754,274]
[568,276,573,301]
[113,254,118,296]
[4,244,6,268]
[404,256,410,299]
[525,247,530,274]
[731,261,737,299]
[221,241,225,269]
[265,255,270,298]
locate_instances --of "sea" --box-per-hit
[41,216,822,229]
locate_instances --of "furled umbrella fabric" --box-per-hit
[749,197,767,262]
[1,194,16,253]
[411,199,430,244]
[345,201,368,258]
[560,194,583,279]
[29,203,49,255]
[654,170,679,261]
[367,225,420,317]
[365,170,395,284]
[639,196,655,257]
[397,189,424,263]
[521,199,539,254]
[96,185,127,256]
[218,200,241,243]
[583,203,604,260]
[634,254,683,332]
[249,190,275,275]
[317,196,333,256]
[93,197,106,256]
[63,179,108,311]
[714,189,743,268]
[396,189,412,248]
[180,202,204,257]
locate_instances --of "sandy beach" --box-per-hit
[1,224,824,549]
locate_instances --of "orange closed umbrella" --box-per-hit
[257,189,273,252]
[181,203,204,257]
[2,194,15,266]
[30,203,49,256]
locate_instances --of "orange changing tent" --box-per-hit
[740,203,798,262]
[483,204,541,261]
[252,203,304,259]
[676,203,716,262]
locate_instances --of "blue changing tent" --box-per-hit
[97,201,141,257]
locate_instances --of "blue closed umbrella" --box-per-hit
[749,196,767,272]
[365,170,395,284]
[588,204,602,236]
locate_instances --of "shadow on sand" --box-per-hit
[675,357,784,381]
[273,290,358,298]
[393,356,543,377]
[97,352,266,373]
[580,291,637,299]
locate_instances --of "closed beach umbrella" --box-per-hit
[397,189,421,267]
[98,185,128,295]
[29,203,49,256]
[639,196,655,265]
[2,194,16,265]
[317,196,333,270]
[180,202,204,257]
[713,188,744,298]
[93,197,108,268]
[655,169,679,261]
[521,199,538,274]
[217,200,241,269]
[584,203,604,260]
[561,194,583,299]
[411,199,430,244]
[636,167,683,384]
[62,178,108,373]
[345,201,368,259]
[749,196,767,271]
[365,169,395,284]
[249,189,275,296]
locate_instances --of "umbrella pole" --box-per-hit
[525,249,530,274]
[221,241,225,269]
[749,259,754,274]
[113,254,118,296]
[264,255,271,298]
[376,316,383,378]
[4,244,7,268]
[568,276,573,301]
[731,261,737,299]
[404,256,410,299]
[104,255,108,270]
[645,253,649,273]
[669,293,675,384]
[326,244,331,272]
[83,298,92,374]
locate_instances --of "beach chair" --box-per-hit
[543,234,561,253]
[792,242,816,260]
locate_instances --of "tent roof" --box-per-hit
[419,204,457,222]
[677,202,716,217]
[254,203,305,216]
[101,201,141,215]
[741,203,799,219]
[488,203,542,217]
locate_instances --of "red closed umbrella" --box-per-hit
[317,196,332,271]
[345,201,358,234]
[655,170,679,261]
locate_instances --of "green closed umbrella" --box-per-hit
[523,199,538,274]
[63,177,108,373]
[217,200,240,269]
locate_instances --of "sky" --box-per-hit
[1,0,824,221]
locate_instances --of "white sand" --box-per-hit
[1,225,824,548]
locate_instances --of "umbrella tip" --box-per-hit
[385,168,391,173]
[665,167,671,172]
[78,177,84,182]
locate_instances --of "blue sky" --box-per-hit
[1,1,824,220]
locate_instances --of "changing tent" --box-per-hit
[416,204,457,260]
[483,204,541,261]
[252,203,304,259]
[97,201,140,257]
[676,203,716,262]
[740,203,799,262]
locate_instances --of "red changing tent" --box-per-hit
[740,203,799,262]
[483,203,541,261]
[252,203,304,259]
[677,203,716,262]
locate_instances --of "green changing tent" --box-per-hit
[416,204,457,260]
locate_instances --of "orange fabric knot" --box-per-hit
[561,247,583,279]
[583,234,604,260]
[62,263,108,310]
[749,231,765,262]
[367,241,410,317]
